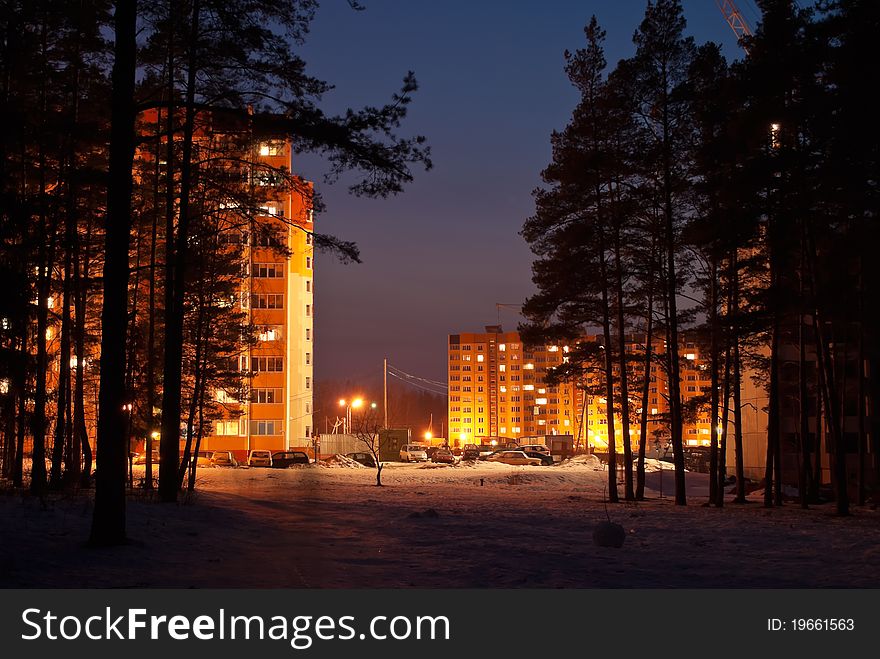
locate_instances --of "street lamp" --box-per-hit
[339,397,364,434]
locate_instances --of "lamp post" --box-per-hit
[338,397,364,434]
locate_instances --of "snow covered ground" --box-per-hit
[2,458,878,588]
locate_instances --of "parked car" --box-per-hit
[248,450,273,467]
[133,450,160,465]
[345,452,376,468]
[523,450,554,466]
[425,446,441,460]
[271,451,310,468]
[461,444,481,460]
[517,444,550,455]
[431,448,456,464]
[184,450,213,469]
[210,450,239,467]
[486,450,543,466]
[399,444,429,462]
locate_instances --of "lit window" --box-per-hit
[260,144,270,156]
[523,385,534,391]
[499,365,506,372]
[499,386,507,393]
[524,363,534,370]
[499,344,506,351]
[686,353,696,360]
[536,398,548,405]
[548,346,559,352]
[477,354,484,362]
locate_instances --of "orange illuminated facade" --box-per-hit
[201,138,315,456]
[448,326,716,452]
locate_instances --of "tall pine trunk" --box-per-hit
[160,0,201,502]
[612,218,633,500]
[90,0,138,546]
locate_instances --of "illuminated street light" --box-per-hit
[339,396,365,434]
[424,431,433,441]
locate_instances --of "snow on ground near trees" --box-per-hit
[2,459,879,588]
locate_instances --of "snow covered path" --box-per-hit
[2,460,879,588]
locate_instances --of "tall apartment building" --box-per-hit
[447,326,715,452]
[202,138,315,456]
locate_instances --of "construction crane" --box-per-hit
[717,0,753,49]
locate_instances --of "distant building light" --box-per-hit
[685,353,696,360]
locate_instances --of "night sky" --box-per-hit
[295,0,752,383]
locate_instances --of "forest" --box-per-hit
[522,0,879,515]
[0,0,430,545]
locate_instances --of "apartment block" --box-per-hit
[447,326,716,453]
[202,138,314,456]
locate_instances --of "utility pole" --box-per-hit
[383,357,388,429]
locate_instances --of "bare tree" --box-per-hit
[351,403,385,486]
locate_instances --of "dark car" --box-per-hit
[524,450,554,466]
[431,448,456,464]
[462,444,481,461]
[271,451,311,468]
[345,452,376,468]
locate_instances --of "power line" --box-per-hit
[386,371,447,395]
[386,364,447,389]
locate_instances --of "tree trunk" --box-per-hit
[717,333,731,508]
[662,111,685,506]
[74,214,94,488]
[731,251,746,503]
[765,314,780,508]
[160,0,201,503]
[709,259,720,506]
[635,267,655,501]
[598,226,618,504]
[612,220,633,500]
[90,0,138,546]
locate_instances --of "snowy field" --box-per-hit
[2,456,879,588]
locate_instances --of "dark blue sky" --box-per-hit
[295,0,754,383]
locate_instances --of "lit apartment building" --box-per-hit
[448,327,715,452]
[202,137,315,456]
